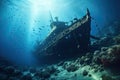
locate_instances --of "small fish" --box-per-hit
[39,28,42,30]
[33,29,35,31]
[47,29,50,31]
[77,45,80,48]
[96,24,98,27]
[41,26,45,28]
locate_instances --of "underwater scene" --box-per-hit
[0,0,120,80]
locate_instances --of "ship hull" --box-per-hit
[35,10,91,64]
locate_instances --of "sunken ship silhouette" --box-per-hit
[35,9,96,63]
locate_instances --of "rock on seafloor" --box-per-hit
[0,34,120,80]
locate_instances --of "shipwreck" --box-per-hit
[34,9,95,64]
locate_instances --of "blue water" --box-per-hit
[0,0,120,65]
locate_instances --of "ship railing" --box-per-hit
[38,13,90,54]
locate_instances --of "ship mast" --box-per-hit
[49,11,54,23]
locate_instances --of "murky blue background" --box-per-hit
[0,0,120,65]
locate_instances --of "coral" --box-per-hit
[29,67,36,73]
[57,61,64,66]
[82,70,88,76]
[66,64,79,72]
[79,53,93,66]
[14,69,22,77]
[107,45,120,57]
[101,74,116,80]
[34,65,58,79]
[63,62,79,72]
[92,44,120,67]
[0,73,7,80]
[40,70,51,79]
[0,38,120,80]
[113,34,120,44]
[4,66,15,75]
[21,73,32,80]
